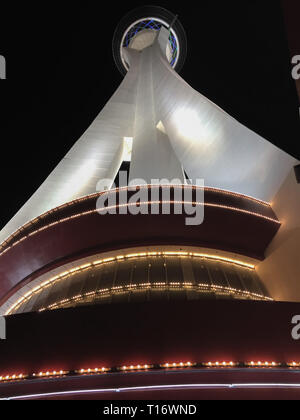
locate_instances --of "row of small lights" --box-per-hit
[97,201,280,225]
[6,251,264,315]
[81,184,271,208]
[97,184,271,209]
[40,281,271,313]
[2,361,300,384]
[0,185,277,260]
[42,283,195,312]
[0,184,272,250]
[0,200,279,261]
[197,284,272,301]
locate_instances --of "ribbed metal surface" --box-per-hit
[13,255,270,314]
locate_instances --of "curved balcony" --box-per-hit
[0,186,280,306]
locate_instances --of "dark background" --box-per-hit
[0,0,299,230]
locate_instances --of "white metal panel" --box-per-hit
[153,28,297,202]
[126,46,184,184]
[0,53,139,244]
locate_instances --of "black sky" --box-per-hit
[0,0,299,230]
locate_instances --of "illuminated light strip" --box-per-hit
[76,368,109,375]
[5,251,260,316]
[197,283,271,301]
[0,197,279,259]
[0,184,270,245]
[0,374,26,382]
[5,383,300,400]
[193,284,248,294]
[9,276,267,314]
[90,184,271,207]
[0,185,274,254]
[1,361,299,387]
[192,253,254,268]
[32,370,67,378]
[71,184,271,208]
[39,283,271,313]
[97,201,280,224]
[204,362,237,368]
[161,362,195,368]
[40,284,270,312]
[288,362,300,367]
[95,184,271,207]
[246,362,280,368]
[120,365,152,372]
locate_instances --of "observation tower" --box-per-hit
[0,6,300,400]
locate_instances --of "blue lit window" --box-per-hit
[123,19,178,67]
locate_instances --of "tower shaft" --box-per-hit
[128,39,184,184]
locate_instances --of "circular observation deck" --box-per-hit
[112,6,187,75]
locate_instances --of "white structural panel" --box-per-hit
[0,52,139,244]
[0,27,297,244]
[124,47,184,184]
[151,29,297,201]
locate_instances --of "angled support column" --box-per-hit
[125,39,184,185]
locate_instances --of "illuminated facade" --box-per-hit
[0,6,299,400]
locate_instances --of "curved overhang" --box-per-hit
[0,186,279,310]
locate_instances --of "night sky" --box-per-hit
[0,0,299,231]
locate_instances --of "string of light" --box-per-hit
[0,185,275,256]
[98,201,280,224]
[1,360,300,385]
[39,282,271,313]
[5,251,265,316]
[0,200,280,261]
